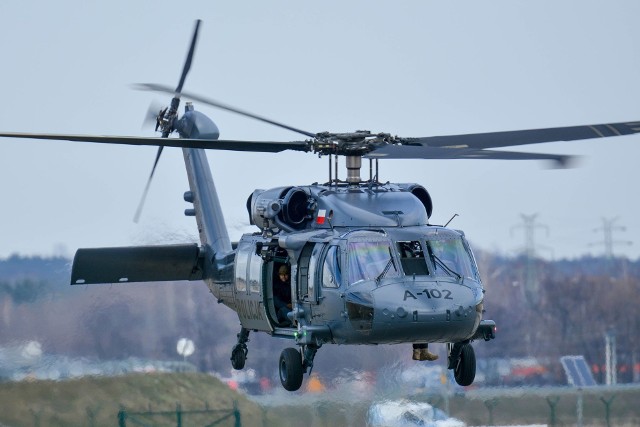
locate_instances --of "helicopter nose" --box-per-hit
[345,278,481,343]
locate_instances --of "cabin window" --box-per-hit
[347,240,399,285]
[235,245,252,293]
[397,240,430,276]
[322,245,341,288]
[248,251,262,294]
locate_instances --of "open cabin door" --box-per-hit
[234,240,271,331]
[263,246,293,328]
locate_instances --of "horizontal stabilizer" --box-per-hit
[71,244,203,285]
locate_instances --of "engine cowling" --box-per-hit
[397,184,433,218]
[247,187,310,231]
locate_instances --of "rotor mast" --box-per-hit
[346,155,361,183]
[327,155,365,184]
[320,130,391,185]
[327,155,380,185]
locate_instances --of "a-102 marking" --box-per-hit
[403,288,453,301]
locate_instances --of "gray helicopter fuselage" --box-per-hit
[200,177,484,347]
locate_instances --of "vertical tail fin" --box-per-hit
[183,147,233,265]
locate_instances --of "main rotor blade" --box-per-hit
[407,121,640,149]
[176,20,201,94]
[0,132,309,153]
[365,145,575,167]
[133,83,317,138]
[133,146,163,223]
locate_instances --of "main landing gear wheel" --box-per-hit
[454,343,476,386]
[231,344,247,370]
[279,347,304,391]
[230,327,250,370]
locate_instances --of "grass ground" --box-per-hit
[1,373,639,426]
[0,373,263,426]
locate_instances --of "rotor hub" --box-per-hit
[310,131,398,157]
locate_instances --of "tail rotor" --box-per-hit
[134,19,202,222]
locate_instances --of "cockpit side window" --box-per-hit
[462,239,482,283]
[426,237,478,280]
[347,240,399,285]
[322,245,341,288]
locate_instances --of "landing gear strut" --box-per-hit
[447,340,476,386]
[278,344,320,391]
[230,327,250,370]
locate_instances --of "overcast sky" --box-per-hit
[1,1,639,260]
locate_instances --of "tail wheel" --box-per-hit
[279,348,304,391]
[454,343,476,386]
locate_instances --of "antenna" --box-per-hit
[444,213,459,227]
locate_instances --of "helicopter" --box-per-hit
[2,20,640,391]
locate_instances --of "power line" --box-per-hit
[590,217,632,259]
[511,213,549,259]
[511,213,549,306]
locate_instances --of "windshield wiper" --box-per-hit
[376,248,397,283]
[431,254,462,280]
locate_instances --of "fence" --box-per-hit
[117,401,241,427]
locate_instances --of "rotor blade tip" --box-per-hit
[131,83,149,92]
[546,155,581,169]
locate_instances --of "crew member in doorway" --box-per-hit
[274,265,292,325]
[413,343,438,361]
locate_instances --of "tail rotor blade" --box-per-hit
[135,19,201,222]
[133,146,164,223]
[176,19,201,95]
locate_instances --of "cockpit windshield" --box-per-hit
[425,236,479,281]
[347,240,400,285]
